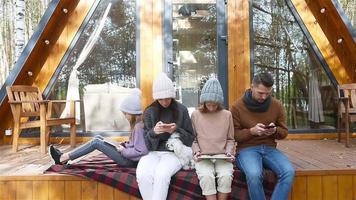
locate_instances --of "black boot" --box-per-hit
[49,145,63,165]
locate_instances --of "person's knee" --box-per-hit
[244,168,263,184]
[94,135,104,140]
[281,166,295,183]
[198,173,216,185]
[90,138,102,148]
[198,173,217,195]
[153,170,173,184]
[216,173,233,193]
[136,167,152,183]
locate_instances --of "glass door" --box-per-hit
[164,0,227,111]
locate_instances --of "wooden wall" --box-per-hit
[0,176,140,200]
[291,171,356,200]
[0,172,355,200]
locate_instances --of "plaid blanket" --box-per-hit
[46,154,276,199]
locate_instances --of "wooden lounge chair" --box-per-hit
[337,83,356,147]
[6,85,76,153]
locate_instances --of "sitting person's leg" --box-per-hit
[152,151,182,200]
[215,159,234,200]
[236,146,265,200]
[50,135,136,167]
[263,146,295,200]
[195,159,217,200]
[136,151,160,200]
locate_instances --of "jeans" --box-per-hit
[236,145,295,200]
[68,135,137,167]
[136,151,182,200]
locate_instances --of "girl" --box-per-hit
[191,78,235,200]
[136,73,194,200]
[49,88,148,167]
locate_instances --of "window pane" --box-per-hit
[48,0,136,132]
[336,0,356,28]
[172,2,217,110]
[253,0,337,130]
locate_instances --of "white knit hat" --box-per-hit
[120,88,142,115]
[152,73,176,100]
[200,78,224,104]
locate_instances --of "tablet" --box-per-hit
[104,138,120,147]
[199,154,232,159]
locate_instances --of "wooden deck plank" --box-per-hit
[291,176,307,200]
[65,181,81,200]
[33,181,49,200]
[278,139,356,170]
[0,139,355,176]
[337,175,353,200]
[354,175,356,200]
[48,181,64,200]
[0,181,16,200]
[322,176,338,200]
[81,180,98,200]
[98,183,114,200]
[307,176,322,200]
[17,181,33,200]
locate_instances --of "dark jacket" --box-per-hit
[143,101,194,151]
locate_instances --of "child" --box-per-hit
[136,73,194,200]
[191,78,235,200]
[49,88,148,167]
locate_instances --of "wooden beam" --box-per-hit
[228,0,251,108]
[140,0,164,109]
[291,0,355,84]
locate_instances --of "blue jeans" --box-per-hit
[236,145,295,200]
[68,135,137,167]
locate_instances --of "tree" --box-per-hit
[0,0,49,87]
[14,0,25,62]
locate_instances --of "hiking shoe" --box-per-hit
[49,145,63,165]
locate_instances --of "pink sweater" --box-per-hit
[191,109,235,155]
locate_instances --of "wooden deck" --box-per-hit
[0,139,355,176]
[0,139,355,199]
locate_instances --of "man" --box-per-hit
[230,72,295,200]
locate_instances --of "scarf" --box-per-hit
[243,89,271,112]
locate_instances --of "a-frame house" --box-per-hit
[0,0,355,199]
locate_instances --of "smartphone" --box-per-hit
[160,123,175,127]
[265,125,276,129]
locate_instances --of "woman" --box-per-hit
[49,88,148,167]
[191,78,235,200]
[136,73,194,200]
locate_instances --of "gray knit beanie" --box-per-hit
[200,78,224,104]
[120,88,142,115]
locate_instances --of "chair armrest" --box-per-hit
[337,97,349,101]
[337,97,349,106]
[49,100,81,103]
[8,100,49,104]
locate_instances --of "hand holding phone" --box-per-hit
[160,123,175,128]
[265,125,276,129]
